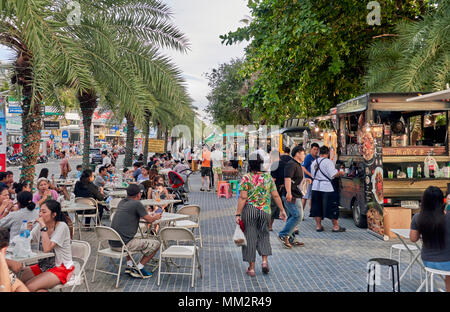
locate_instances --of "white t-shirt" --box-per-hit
[102,156,111,167]
[31,222,73,268]
[0,208,39,241]
[310,157,337,193]
[210,150,223,168]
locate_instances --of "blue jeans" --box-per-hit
[279,196,303,240]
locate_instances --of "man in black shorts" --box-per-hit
[200,145,212,192]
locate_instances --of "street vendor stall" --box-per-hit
[334,92,450,239]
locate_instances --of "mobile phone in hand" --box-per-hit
[155,208,163,214]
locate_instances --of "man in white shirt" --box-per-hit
[211,145,224,188]
[310,146,345,233]
[101,151,111,167]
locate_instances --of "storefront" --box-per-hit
[334,92,450,239]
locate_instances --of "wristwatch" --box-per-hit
[40,226,48,232]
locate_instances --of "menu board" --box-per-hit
[360,124,385,236]
[148,139,166,153]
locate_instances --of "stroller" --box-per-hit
[167,169,193,210]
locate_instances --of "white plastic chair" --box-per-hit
[158,227,203,288]
[51,240,91,292]
[74,197,100,236]
[425,267,450,292]
[174,205,203,247]
[389,243,421,280]
[91,226,143,288]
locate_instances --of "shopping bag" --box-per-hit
[233,225,247,247]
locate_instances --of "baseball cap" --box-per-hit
[126,184,142,197]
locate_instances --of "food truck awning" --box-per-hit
[406,89,450,102]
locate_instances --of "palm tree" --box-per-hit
[364,3,448,92]
[0,1,96,184]
[64,0,190,169]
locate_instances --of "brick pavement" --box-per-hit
[66,173,443,292]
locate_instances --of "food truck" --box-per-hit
[333,92,450,238]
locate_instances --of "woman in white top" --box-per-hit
[310,146,345,232]
[0,191,39,241]
[20,200,73,292]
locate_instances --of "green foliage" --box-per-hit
[222,0,433,124]
[365,1,450,92]
[205,58,253,127]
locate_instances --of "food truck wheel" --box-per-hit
[352,200,367,228]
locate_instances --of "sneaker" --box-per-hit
[129,268,152,279]
[124,266,133,274]
[279,236,292,248]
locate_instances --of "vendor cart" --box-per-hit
[333,92,450,238]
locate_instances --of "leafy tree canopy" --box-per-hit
[205,58,254,127]
[221,0,434,125]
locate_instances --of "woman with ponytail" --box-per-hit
[411,186,450,291]
[0,191,39,240]
[20,200,74,292]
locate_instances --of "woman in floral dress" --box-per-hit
[235,153,287,277]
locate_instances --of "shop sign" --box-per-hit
[337,95,368,114]
[62,130,69,139]
[8,105,22,114]
[44,121,60,129]
[383,146,446,156]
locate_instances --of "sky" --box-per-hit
[162,0,250,123]
[0,0,250,124]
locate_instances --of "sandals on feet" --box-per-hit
[246,268,256,277]
[262,262,270,274]
[316,226,324,232]
[332,226,346,232]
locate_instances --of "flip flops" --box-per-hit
[316,226,324,232]
[332,226,346,232]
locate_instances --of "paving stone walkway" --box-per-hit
[68,173,442,292]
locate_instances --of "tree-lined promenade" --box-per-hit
[0,0,195,185]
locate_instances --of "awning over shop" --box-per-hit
[407,89,450,102]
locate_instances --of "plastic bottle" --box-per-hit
[19,220,30,238]
[417,164,422,178]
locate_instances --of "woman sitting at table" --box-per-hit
[13,182,32,196]
[20,200,74,292]
[147,175,174,201]
[38,169,70,201]
[33,178,59,207]
[0,186,15,220]
[410,186,450,292]
[0,227,29,292]
[137,166,151,183]
[74,169,106,226]
[0,191,39,240]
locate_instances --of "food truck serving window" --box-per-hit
[375,110,448,149]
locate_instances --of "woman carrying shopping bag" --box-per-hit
[235,153,287,277]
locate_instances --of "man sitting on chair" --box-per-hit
[109,184,162,278]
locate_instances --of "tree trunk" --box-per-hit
[78,90,97,170]
[124,113,135,167]
[142,111,151,164]
[164,127,169,152]
[15,49,41,186]
[157,122,162,139]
